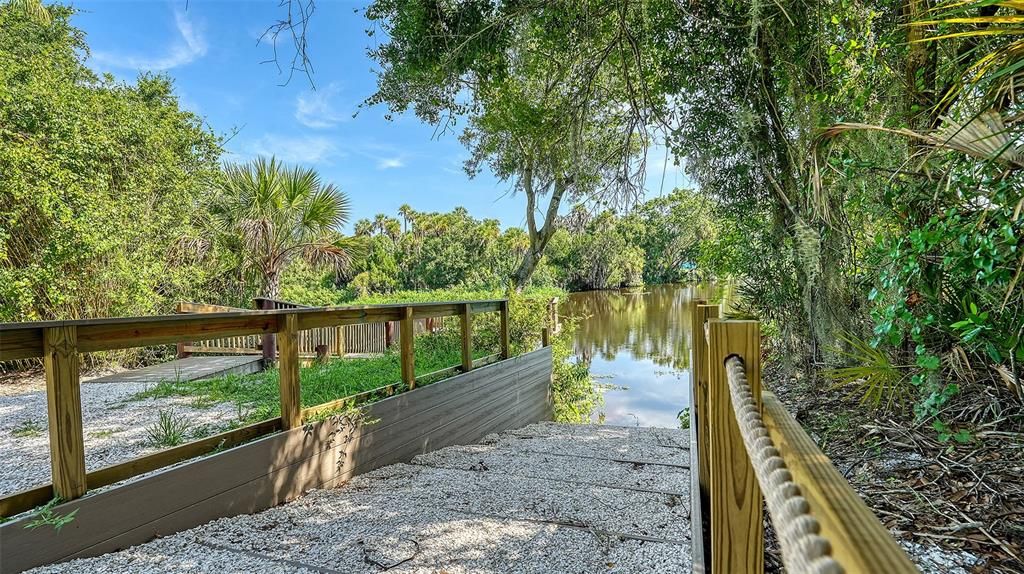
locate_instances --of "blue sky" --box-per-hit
[73,0,688,231]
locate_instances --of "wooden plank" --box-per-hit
[0,349,553,574]
[1,300,508,360]
[0,484,53,519]
[460,303,473,372]
[0,327,43,361]
[76,315,282,354]
[411,303,460,319]
[296,307,404,330]
[43,326,87,500]
[689,395,706,574]
[0,419,282,519]
[175,301,246,314]
[399,306,415,389]
[278,314,301,429]
[707,319,763,574]
[499,299,510,359]
[692,301,719,566]
[469,300,501,313]
[762,392,918,573]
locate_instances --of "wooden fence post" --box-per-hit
[278,313,301,429]
[541,327,550,348]
[460,303,473,372]
[707,319,763,574]
[499,299,510,360]
[692,303,721,513]
[400,306,416,389]
[43,325,87,500]
[256,297,277,364]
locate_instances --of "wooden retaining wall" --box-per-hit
[0,347,552,574]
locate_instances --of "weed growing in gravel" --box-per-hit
[24,498,78,532]
[88,429,116,439]
[146,409,191,447]
[11,419,43,438]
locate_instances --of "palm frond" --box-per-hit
[823,332,914,410]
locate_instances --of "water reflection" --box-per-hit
[563,284,714,428]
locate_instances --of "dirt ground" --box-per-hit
[765,365,1024,574]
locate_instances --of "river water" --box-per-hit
[562,284,712,428]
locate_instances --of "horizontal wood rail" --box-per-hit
[0,299,511,518]
[691,303,919,574]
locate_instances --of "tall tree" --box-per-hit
[210,157,355,299]
[364,1,664,288]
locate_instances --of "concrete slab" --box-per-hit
[26,423,692,574]
[87,356,264,385]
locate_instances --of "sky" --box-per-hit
[72,0,689,231]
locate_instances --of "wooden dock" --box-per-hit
[22,423,692,573]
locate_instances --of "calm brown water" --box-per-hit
[563,284,712,428]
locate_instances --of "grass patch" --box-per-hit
[11,419,43,438]
[133,332,489,425]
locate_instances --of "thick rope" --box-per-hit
[725,356,844,574]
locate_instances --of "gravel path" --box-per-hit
[26,423,694,573]
[0,380,240,496]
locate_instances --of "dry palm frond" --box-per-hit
[932,111,1024,166]
[993,364,1023,400]
[815,112,1024,168]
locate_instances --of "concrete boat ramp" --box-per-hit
[27,423,691,573]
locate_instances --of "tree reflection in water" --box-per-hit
[563,284,720,427]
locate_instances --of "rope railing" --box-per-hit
[689,301,920,574]
[725,356,842,574]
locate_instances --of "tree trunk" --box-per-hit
[512,169,567,290]
[264,270,281,301]
[905,0,937,132]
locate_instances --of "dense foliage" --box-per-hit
[362,0,1024,435]
[278,189,718,303]
[0,4,223,321]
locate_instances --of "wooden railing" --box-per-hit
[690,302,919,574]
[177,298,461,360]
[0,299,510,518]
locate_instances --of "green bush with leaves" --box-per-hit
[0,4,223,323]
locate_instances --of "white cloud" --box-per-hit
[295,83,351,129]
[242,134,342,164]
[93,10,207,71]
[376,157,404,170]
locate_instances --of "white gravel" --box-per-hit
[0,380,240,496]
[26,423,692,573]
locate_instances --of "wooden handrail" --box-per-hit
[0,299,507,361]
[761,392,918,573]
[0,298,513,518]
[693,304,918,574]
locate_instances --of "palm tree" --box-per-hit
[211,157,355,299]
